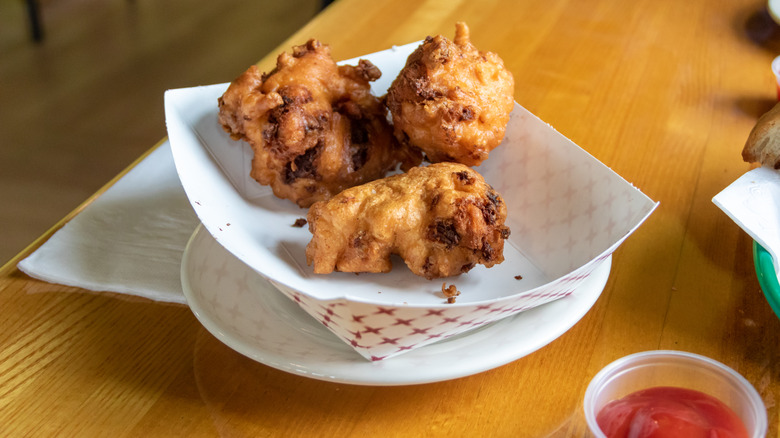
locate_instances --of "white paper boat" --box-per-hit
[165,42,658,360]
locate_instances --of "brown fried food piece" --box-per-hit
[386,22,515,167]
[218,39,421,207]
[306,162,511,279]
[743,101,780,169]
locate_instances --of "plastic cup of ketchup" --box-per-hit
[583,350,767,438]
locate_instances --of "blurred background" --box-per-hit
[0,0,323,263]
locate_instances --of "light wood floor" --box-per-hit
[0,0,321,263]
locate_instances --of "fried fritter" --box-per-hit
[306,162,511,279]
[743,101,780,168]
[386,22,515,166]
[218,39,420,207]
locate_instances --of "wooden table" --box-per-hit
[2,0,779,435]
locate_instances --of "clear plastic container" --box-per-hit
[583,350,767,437]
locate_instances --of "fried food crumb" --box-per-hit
[292,218,308,228]
[514,274,523,280]
[442,282,461,303]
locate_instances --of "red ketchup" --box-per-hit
[596,386,750,438]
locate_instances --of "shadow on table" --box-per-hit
[190,327,592,437]
[740,5,780,53]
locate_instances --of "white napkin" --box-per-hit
[713,166,780,273]
[17,141,199,304]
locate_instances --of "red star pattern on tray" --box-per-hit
[270,253,609,361]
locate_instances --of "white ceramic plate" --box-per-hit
[769,0,780,24]
[181,225,611,385]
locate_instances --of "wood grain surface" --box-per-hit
[2,0,780,436]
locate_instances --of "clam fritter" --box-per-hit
[218,39,420,207]
[306,162,511,279]
[386,22,515,166]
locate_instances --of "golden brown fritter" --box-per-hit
[306,162,511,279]
[218,39,421,207]
[743,101,780,169]
[386,22,515,166]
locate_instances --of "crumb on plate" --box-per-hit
[292,218,307,227]
[442,282,461,304]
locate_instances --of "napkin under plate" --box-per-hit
[713,166,780,274]
[17,141,198,304]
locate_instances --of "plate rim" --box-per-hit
[769,0,780,24]
[181,225,612,386]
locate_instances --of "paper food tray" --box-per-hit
[165,42,657,360]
